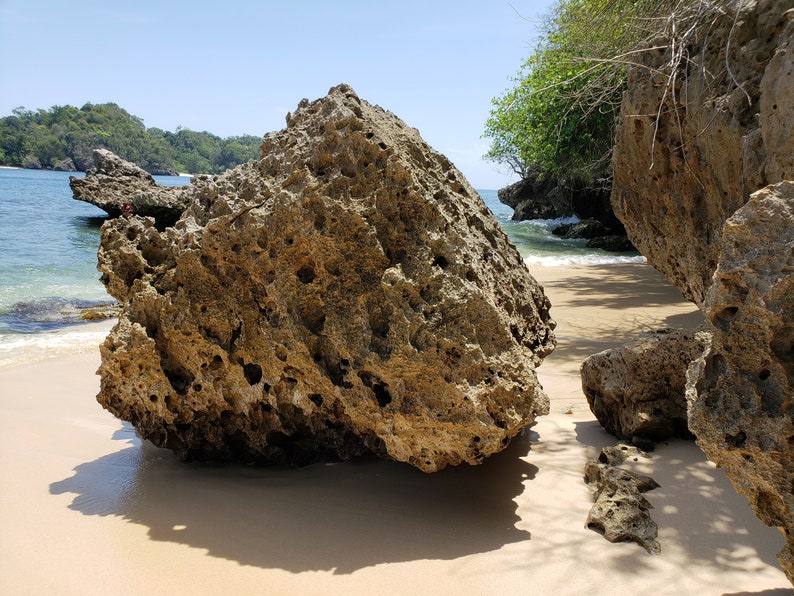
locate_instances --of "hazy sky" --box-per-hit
[0,1,555,189]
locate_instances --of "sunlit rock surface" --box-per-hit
[96,84,556,473]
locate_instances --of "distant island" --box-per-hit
[0,103,261,176]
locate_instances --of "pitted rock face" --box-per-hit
[70,148,192,226]
[97,84,556,472]
[610,2,794,582]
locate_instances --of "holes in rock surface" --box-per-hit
[758,368,771,380]
[303,310,326,335]
[296,262,316,284]
[725,430,747,448]
[163,364,194,396]
[325,359,352,388]
[149,394,158,403]
[510,325,523,344]
[192,383,203,392]
[358,370,392,407]
[433,255,449,269]
[142,245,166,267]
[712,306,739,331]
[242,362,263,385]
[369,310,390,339]
[309,393,323,407]
[230,322,243,351]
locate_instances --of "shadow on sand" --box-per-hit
[574,419,786,581]
[51,423,538,574]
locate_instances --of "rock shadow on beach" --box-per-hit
[50,423,538,574]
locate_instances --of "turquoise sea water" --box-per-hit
[0,168,642,366]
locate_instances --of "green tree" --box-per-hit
[484,0,678,188]
[0,102,261,175]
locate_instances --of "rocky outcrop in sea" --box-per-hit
[95,84,556,473]
[497,168,632,250]
[70,149,194,227]
[608,0,794,582]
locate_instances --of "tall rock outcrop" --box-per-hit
[96,84,556,473]
[612,1,793,307]
[610,1,794,582]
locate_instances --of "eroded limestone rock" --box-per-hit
[611,2,793,307]
[584,443,661,554]
[687,181,794,578]
[70,149,193,226]
[610,2,794,582]
[581,328,711,444]
[96,84,556,473]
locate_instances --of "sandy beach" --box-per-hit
[0,262,789,595]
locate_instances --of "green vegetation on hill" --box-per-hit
[483,0,680,189]
[0,102,261,175]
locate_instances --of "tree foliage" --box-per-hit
[0,102,261,175]
[484,0,679,187]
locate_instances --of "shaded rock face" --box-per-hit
[498,170,560,220]
[610,1,794,582]
[687,181,794,578]
[70,149,193,227]
[611,1,793,307]
[581,328,710,444]
[96,84,556,473]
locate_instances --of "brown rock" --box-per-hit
[611,2,793,307]
[96,84,556,473]
[70,149,193,227]
[584,443,661,554]
[687,181,794,580]
[581,328,710,444]
[610,2,794,582]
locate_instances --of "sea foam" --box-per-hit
[0,320,114,369]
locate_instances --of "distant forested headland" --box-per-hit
[0,103,261,175]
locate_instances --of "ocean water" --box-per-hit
[0,169,642,367]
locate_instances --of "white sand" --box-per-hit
[0,263,789,595]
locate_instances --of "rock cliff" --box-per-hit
[96,84,556,473]
[70,149,193,227]
[610,0,794,581]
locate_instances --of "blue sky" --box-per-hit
[0,1,555,189]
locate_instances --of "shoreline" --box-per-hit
[0,262,788,594]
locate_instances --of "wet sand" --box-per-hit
[0,263,789,594]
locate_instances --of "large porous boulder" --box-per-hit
[96,84,556,473]
[687,181,794,578]
[581,328,710,444]
[70,149,192,227]
[610,1,794,582]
